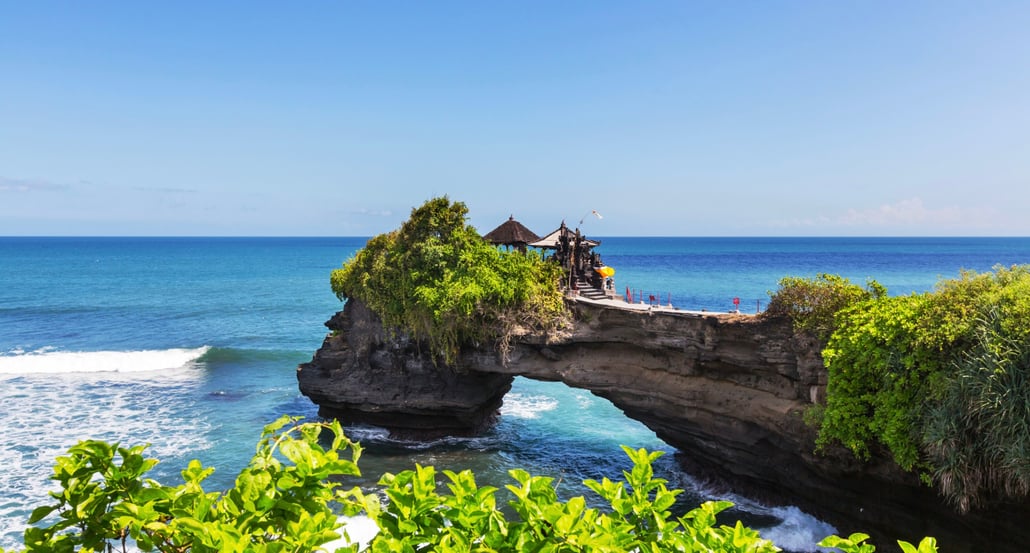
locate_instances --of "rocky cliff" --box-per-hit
[298,298,1028,552]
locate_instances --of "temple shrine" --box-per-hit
[483,216,615,300]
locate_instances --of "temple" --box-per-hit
[483,217,615,300]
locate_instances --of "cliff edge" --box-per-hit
[298,297,1028,552]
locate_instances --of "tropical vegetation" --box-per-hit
[764,273,886,342]
[767,266,1030,511]
[330,197,567,364]
[0,417,936,553]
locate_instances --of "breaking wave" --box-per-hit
[0,347,213,546]
[0,346,210,375]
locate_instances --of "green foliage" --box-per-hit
[819,533,938,553]
[330,197,567,364]
[819,294,937,470]
[7,415,366,553]
[815,265,1030,508]
[922,310,1030,513]
[765,273,885,342]
[927,266,1030,344]
[368,445,783,552]
[1,421,939,553]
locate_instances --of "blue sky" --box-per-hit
[2,2,1028,236]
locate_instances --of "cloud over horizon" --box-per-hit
[837,198,966,227]
[773,198,1007,234]
[0,177,71,193]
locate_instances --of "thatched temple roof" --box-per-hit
[483,216,541,248]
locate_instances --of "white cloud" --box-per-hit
[130,186,198,194]
[836,198,966,227]
[350,208,393,217]
[0,177,71,193]
[772,197,1005,233]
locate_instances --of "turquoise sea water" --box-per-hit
[2,236,1029,551]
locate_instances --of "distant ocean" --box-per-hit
[2,236,1029,552]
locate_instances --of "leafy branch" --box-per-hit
[1,418,938,553]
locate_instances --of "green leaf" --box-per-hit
[27,505,57,524]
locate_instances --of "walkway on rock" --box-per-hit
[573,291,743,316]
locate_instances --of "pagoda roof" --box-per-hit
[482,215,541,246]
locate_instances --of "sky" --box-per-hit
[2,1,1029,237]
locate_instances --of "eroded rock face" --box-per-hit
[297,300,514,438]
[298,298,1029,552]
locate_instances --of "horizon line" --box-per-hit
[3,234,1029,240]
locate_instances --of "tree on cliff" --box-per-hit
[330,197,567,364]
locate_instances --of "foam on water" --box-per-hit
[0,346,210,375]
[500,393,559,419]
[707,488,839,552]
[0,348,213,547]
[343,424,499,453]
[342,424,393,443]
[755,506,839,553]
[658,469,838,552]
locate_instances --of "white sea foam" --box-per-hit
[756,506,839,552]
[0,346,210,375]
[664,471,837,552]
[708,489,839,552]
[342,424,497,452]
[342,424,393,443]
[0,347,213,548]
[574,392,594,409]
[500,393,558,419]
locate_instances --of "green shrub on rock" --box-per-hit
[330,197,567,364]
[765,273,885,342]
[795,266,1030,510]
[820,293,937,471]
[923,309,1030,513]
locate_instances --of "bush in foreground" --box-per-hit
[2,417,936,553]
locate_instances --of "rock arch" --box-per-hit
[297,298,1030,553]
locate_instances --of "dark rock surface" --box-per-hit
[297,300,514,438]
[298,298,1029,552]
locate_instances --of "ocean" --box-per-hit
[2,236,1029,551]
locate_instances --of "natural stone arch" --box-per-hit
[297,298,1030,552]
